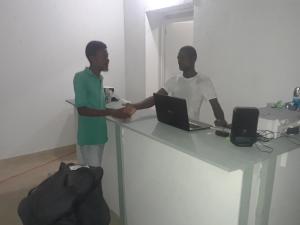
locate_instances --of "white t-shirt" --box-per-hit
[164,73,217,121]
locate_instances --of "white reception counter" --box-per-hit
[67,100,300,225]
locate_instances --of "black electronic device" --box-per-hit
[230,107,259,147]
[153,93,211,131]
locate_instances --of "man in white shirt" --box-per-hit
[127,46,227,127]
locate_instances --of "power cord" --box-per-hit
[255,130,279,153]
[278,133,300,145]
[256,129,281,142]
[255,129,300,153]
[254,142,274,153]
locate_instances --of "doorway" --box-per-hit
[163,20,194,85]
[145,2,194,96]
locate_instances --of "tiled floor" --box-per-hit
[0,146,120,225]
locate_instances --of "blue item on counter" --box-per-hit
[293,97,300,109]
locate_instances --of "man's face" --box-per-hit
[177,50,193,71]
[90,49,109,71]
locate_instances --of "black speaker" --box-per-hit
[230,107,259,147]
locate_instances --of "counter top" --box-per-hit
[112,112,300,172]
[66,99,300,172]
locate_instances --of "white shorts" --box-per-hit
[76,144,105,167]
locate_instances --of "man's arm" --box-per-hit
[128,88,168,110]
[209,98,227,126]
[77,107,132,119]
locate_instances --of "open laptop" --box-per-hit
[153,93,211,131]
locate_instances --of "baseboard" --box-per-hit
[0,144,76,161]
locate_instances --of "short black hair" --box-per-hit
[179,46,197,61]
[85,41,107,61]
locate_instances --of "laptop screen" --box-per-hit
[153,93,190,130]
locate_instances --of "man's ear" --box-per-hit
[88,55,96,64]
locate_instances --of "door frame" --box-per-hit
[146,2,194,90]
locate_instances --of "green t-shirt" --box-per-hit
[73,68,108,145]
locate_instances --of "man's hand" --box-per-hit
[122,103,134,108]
[123,105,136,116]
[214,119,230,137]
[110,108,130,119]
[110,107,136,119]
[214,119,228,128]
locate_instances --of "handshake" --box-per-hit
[110,104,136,119]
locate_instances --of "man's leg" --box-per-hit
[76,144,84,165]
[78,144,105,166]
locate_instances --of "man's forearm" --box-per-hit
[209,98,226,123]
[131,88,168,110]
[77,107,112,117]
[131,96,155,110]
[213,103,225,121]
[214,108,225,121]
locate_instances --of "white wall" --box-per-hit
[0,0,125,159]
[145,0,192,11]
[145,20,160,97]
[193,1,300,224]
[194,0,300,123]
[124,0,146,102]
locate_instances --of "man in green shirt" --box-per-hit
[73,41,133,166]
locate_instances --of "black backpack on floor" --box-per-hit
[18,162,110,225]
